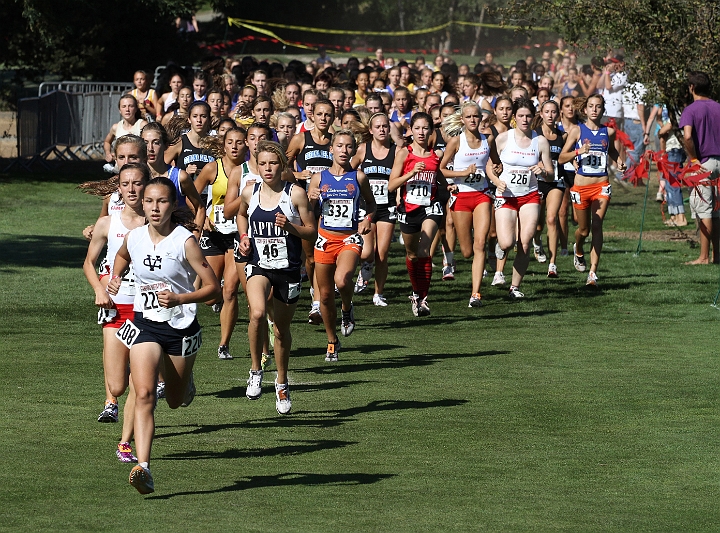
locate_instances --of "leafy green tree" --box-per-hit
[501,0,720,116]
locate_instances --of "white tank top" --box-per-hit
[127,225,197,329]
[106,211,137,305]
[499,129,540,197]
[240,161,262,192]
[453,131,490,193]
[115,119,143,138]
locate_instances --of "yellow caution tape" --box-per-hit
[228,17,550,36]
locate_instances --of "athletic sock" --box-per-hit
[406,257,418,293]
[140,462,149,469]
[443,251,454,266]
[416,257,433,299]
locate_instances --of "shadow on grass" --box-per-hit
[147,472,396,499]
[157,439,357,461]
[202,379,372,399]
[0,234,87,268]
[156,398,469,436]
[296,350,508,375]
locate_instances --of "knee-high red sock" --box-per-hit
[406,257,418,293]
[416,257,433,299]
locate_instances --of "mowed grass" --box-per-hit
[1,171,720,532]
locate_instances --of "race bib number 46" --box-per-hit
[255,236,289,269]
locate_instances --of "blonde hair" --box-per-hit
[331,128,357,152]
[256,140,289,171]
[442,101,481,137]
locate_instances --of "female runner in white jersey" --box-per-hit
[103,95,147,164]
[558,94,625,286]
[350,113,397,306]
[236,141,316,413]
[487,98,554,299]
[440,101,501,307]
[156,73,185,120]
[308,130,376,361]
[83,164,148,462]
[193,127,247,360]
[108,177,221,495]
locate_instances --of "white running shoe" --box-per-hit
[246,370,263,400]
[508,286,525,299]
[547,263,558,278]
[586,271,598,286]
[533,243,547,263]
[409,293,420,317]
[308,303,322,324]
[573,243,587,272]
[418,297,431,316]
[373,294,388,307]
[442,264,455,280]
[341,304,355,337]
[180,372,195,407]
[218,345,232,360]
[491,271,506,286]
[275,380,292,415]
[495,242,505,260]
[468,293,483,308]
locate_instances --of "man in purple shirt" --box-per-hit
[680,71,720,264]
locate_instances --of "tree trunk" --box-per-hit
[470,4,487,57]
[398,0,406,49]
[442,0,457,54]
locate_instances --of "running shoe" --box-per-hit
[116,442,138,464]
[409,293,420,317]
[308,303,322,325]
[573,244,587,272]
[181,372,195,407]
[354,275,368,294]
[468,293,483,308]
[341,304,355,337]
[156,381,166,400]
[98,401,118,423]
[261,352,273,371]
[325,340,340,362]
[246,370,263,400]
[275,380,292,415]
[533,243,547,263]
[442,264,455,281]
[495,242,506,260]
[418,297,431,317]
[586,271,598,286]
[559,248,569,257]
[508,286,525,299]
[218,345,232,360]
[211,302,223,313]
[373,294,388,307]
[129,464,154,494]
[547,263,558,278]
[354,261,373,294]
[491,271,506,286]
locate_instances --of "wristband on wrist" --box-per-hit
[240,233,248,240]
[691,158,700,164]
[575,149,579,157]
[365,214,373,223]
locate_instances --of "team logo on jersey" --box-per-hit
[345,183,356,194]
[143,255,163,271]
[321,184,331,193]
[601,140,608,148]
[582,138,591,145]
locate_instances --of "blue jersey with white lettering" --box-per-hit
[575,123,609,177]
[318,169,361,232]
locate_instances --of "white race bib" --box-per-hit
[140,282,178,322]
[425,202,443,216]
[580,150,607,175]
[406,179,431,206]
[322,198,353,228]
[255,236,289,269]
[118,264,136,296]
[181,329,202,357]
[213,204,236,234]
[314,233,328,251]
[115,319,140,348]
[98,307,117,325]
[369,179,389,204]
[505,167,532,195]
[462,172,488,191]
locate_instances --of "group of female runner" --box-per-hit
[84,56,627,494]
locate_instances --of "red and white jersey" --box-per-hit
[106,211,136,305]
[453,132,490,193]
[498,129,540,198]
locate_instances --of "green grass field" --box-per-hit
[1,170,720,531]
